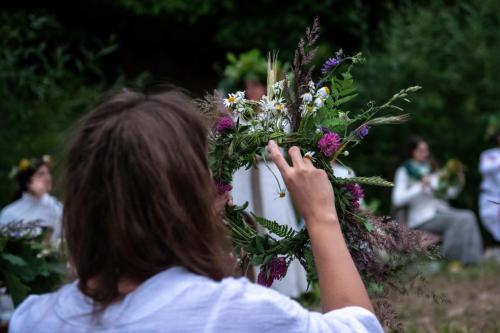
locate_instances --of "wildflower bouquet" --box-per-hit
[201,20,426,291]
[0,222,64,306]
[436,159,465,199]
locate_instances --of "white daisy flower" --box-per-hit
[304,151,316,161]
[259,95,276,112]
[308,81,316,94]
[223,91,246,109]
[316,86,330,99]
[314,97,325,108]
[272,80,285,95]
[301,92,313,104]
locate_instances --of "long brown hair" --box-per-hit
[63,88,234,307]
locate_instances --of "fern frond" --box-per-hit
[252,214,297,239]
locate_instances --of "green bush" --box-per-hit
[0,12,119,207]
[349,0,500,216]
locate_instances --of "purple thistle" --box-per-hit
[356,124,370,139]
[317,132,341,157]
[345,183,364,211]
[215,116,234,134]
[214,178,232,195]
[257,257,288,287]
[257,270,273,287]
[321,57,341,75]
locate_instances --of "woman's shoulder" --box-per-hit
[42,194,63,209]
[9,285,68,332]
[0,198,24,225]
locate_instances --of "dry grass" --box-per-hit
[383,260,500,332]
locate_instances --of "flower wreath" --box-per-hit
[9,155,53,179]
[199,20,431,305]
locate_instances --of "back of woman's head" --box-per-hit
[63,89,233,306]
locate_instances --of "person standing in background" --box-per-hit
[392,136,482,264]
[479,116,500,243]
[0,155,62,241]
[221,50,308,297]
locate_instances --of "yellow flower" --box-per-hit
[19,159,30,171]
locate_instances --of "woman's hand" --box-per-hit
[266,140,338,227]
[266,140,373,313]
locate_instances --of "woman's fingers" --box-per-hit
[288,146,305,168]
[267,140,290,175]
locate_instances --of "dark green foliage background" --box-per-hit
[1,0,499,245]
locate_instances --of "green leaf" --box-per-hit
[3,271,31,306]
[0,236,6,251]
[255,236,265,253]
[333,93,358,106]
[1,253,27,267]
[363,220,375,232]
[333,176,393,187]
[252,254,265,266]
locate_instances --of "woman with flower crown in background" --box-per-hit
[0,155,62,241]
[479,116,500,243]
[392,136,483,264]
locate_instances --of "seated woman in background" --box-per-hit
[9,89,382,332]
[0,156,62,240]
[392,136,482,264]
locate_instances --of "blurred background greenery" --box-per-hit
[1,0,499,244]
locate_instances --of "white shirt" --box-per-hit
[0,192,62,239]
[479,148,500,240]
[9,267,382,333]
[479,148,500,195]
[392,167,460,228]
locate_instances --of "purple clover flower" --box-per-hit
[317,132,341,157]
[257,257,288,287]
[356,124,370,139]
[257,270,273,287]
[215,116,234,134]
[344,183,364,211]
[214,178,232,195]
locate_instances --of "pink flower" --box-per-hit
[215,116,234,134]
[317,132,341,157]
[257,257,288,287]
[257,270,274,287]
[344,183,364,211]
[214,179,232,195]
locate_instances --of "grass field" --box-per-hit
[385,259,500,333]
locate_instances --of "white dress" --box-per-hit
[479,148,500,241]
[0,192,62,240]
[9,267,383,333]
[232,163,308,298]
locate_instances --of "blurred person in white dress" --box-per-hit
[479,125,500,242]
[392,137,482,264]
[0,155,62,240]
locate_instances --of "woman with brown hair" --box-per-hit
[9,89,382,332]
